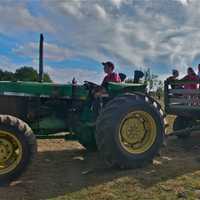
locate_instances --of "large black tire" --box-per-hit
[96,94,164,168]
[173,116,194,139]
[0,115,37,185]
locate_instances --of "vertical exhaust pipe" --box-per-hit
[39,34,44,82]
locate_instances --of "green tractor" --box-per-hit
[0,35,165,184]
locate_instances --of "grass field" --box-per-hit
[1,116,200,200]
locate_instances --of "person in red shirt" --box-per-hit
[101,61,121,87]
[182,67,198,89]
[181,67,199,106]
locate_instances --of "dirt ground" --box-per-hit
[1,117,200,200]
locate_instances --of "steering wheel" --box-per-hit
[84,81,100,90]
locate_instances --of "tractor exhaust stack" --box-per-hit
[39,34,44,82]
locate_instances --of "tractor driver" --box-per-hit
[101,61,121,87]
[92,61,121,98]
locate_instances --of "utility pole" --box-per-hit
[39,34,44,82]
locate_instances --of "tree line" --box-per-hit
[0,66,52,82]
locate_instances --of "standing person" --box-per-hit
[167,69,179,89]
[167,69,179,81]
[182,67,198,89]
[182,67,199,106]
[101,61,121,87]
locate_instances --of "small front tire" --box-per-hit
[0,115,37,184]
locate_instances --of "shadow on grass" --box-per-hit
[3,134,200,200]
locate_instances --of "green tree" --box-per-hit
[156,80,164,99]
[144,68,159,91]
[0,70,15,81]
[43,73,52,82]
[15,66,52,82]
[0,67,52,82]
[0,69,3,80]
[15,67,38,81]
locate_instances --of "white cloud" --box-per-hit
[56,0,82,18]
[0,55,18,72]
[177,0,191,6]
[13,42,73,62]
[41,0,195,71]
[94,4,107,19]
[2,0,200,80]
[0,2,53,35]
[109,0,127,8]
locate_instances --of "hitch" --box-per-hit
[167,125,200,137]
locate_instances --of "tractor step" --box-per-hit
[37,132,68,139]
[36,132,79,140]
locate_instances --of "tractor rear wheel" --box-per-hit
[0,115,37,185]
[173,116,194,139]
[96,94,164,168]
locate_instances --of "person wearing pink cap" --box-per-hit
[101,61,121,87]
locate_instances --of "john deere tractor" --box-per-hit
[0,35,165,184]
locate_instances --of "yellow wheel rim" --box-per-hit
[0,130,22,175]
[119,111,157,154]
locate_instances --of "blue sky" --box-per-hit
[0,0,199,83]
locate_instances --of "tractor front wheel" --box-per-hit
[0,115,37,185]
